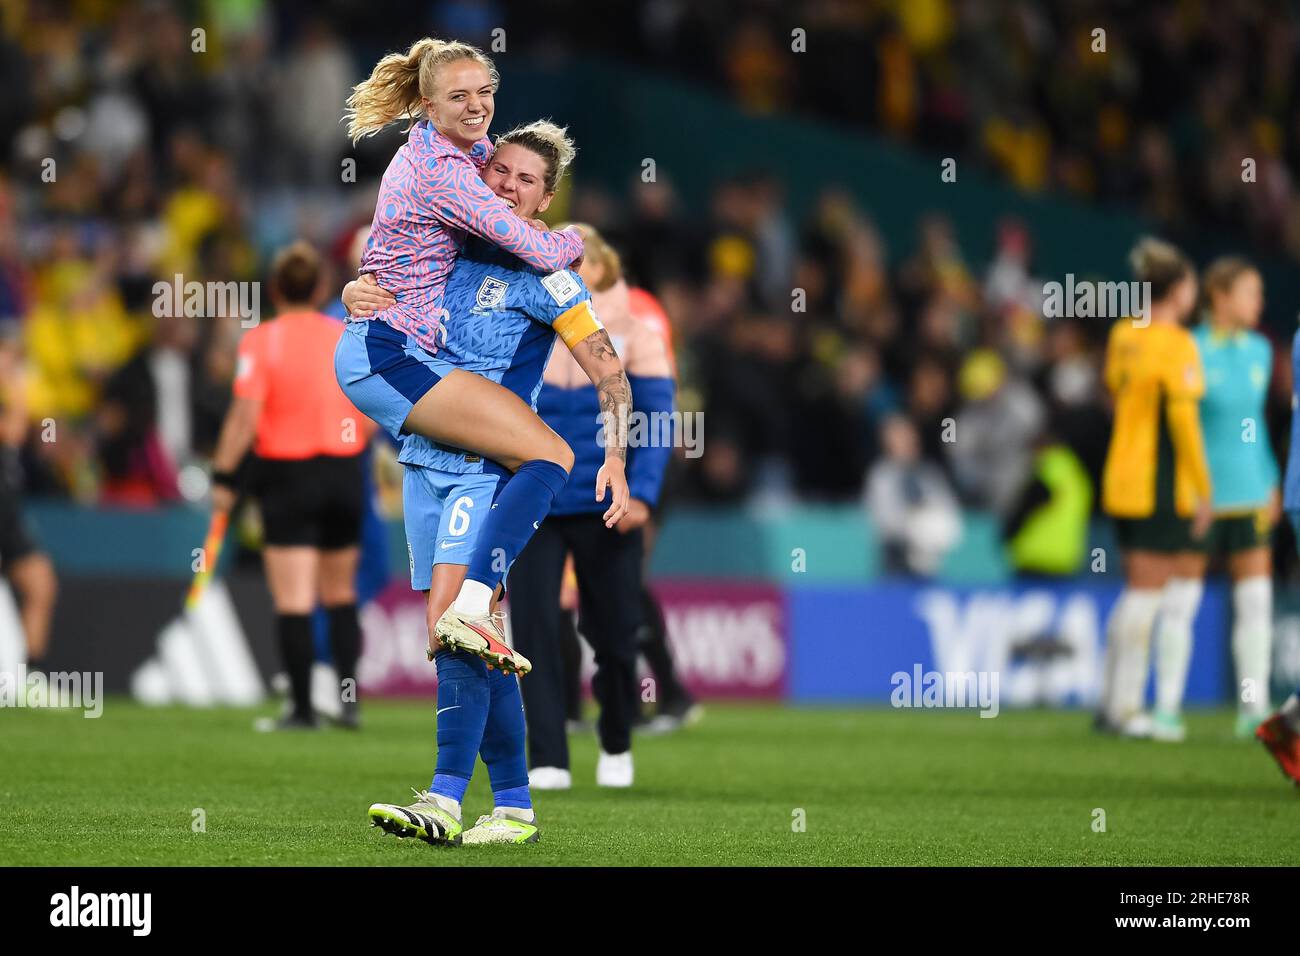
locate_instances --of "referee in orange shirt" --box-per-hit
[211,241,373,730]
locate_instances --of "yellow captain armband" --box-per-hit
[554,299,603,349]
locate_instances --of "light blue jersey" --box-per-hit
[1194,324,1277,512]
[396,237,598,475]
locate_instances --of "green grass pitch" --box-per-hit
[3,700,1297,865]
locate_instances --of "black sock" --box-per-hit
[326,603,361,703]
[277,613,314,720]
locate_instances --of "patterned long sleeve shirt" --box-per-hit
[358,120,584,355]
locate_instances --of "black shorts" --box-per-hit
[0,484,37,569]
[252,454,364,550]
[1201,509,1271,555]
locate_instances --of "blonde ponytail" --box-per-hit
[344,37,500,144]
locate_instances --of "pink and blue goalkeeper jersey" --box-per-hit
[358,120,584,355]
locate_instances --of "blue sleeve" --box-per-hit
[1259,337,1279,488]
[1292,331,1300,391]
[523,269,592,326]
[626,374,675,507]
[1292,331,1300,399]
[1287,332,1300,510]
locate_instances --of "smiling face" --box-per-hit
[423,58,494,152]
[480,142,554,219]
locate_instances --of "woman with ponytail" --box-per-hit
[1096,238,1212,738]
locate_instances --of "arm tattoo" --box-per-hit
[585,329,619,363]
[582,330,630,461]
[597,370,631,462]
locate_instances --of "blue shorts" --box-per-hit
[335,319,458,440]
[404,466,504,590]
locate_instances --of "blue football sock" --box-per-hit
[430,772,470,804]
[493,785,532,811]
[480,667,530,804]
[429,650,490,802]
[465,459,569,592]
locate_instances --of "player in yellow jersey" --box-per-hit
[1098,238,1213,735]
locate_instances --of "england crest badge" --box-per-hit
[476,276,509,310]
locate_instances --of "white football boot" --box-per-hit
[462,807,540,845]
[596,750,634,788]
[528,766,572,790]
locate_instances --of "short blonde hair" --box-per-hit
[344,37,499,143]
[495,120,577,194]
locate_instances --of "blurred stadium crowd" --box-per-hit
[603,0,1300,254]
[0,0,1296,572]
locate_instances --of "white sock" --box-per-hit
[1102,588,1162,725]
[497,806,535,823]
[452,580,494,617]
[1280,694,1300,733]
[1232,576,1273,718]
[1154,577,1202,716]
